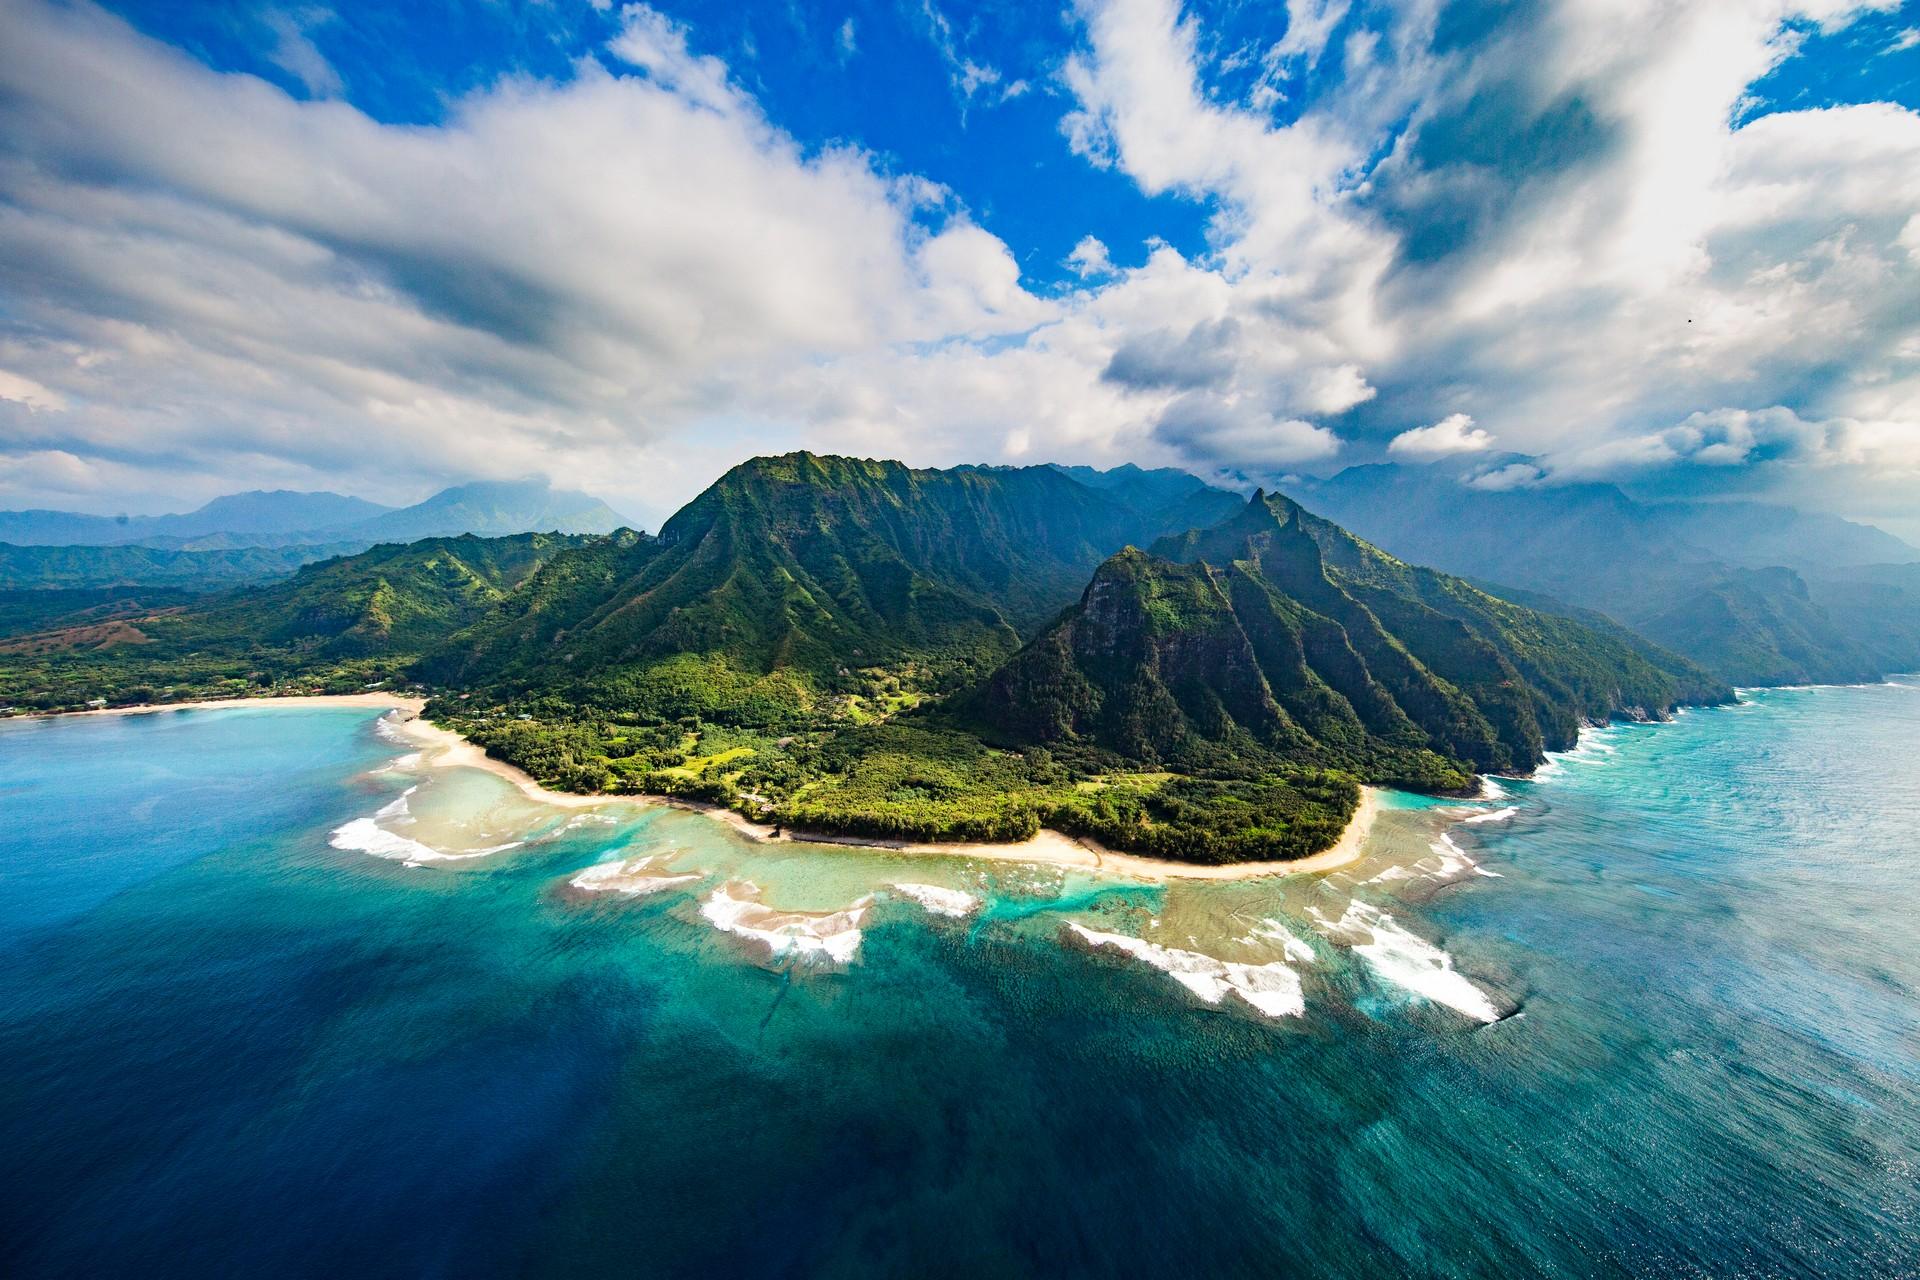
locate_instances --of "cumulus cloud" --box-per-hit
[1388,413,1493,458]
[0,0,1060,514]
[1051,0,1920,519]
[1066,235,1114,277]
[0,0,1914,530]
[1468,462,1546,491]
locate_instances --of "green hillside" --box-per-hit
[425,453,1231,723]
[0,540,365,590]
[968,493,1729,786]
[0,533,589,710]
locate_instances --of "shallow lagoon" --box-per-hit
[2,685,1916,1276]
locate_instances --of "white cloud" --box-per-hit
[607,4,739,113]
[1066,235,1114,277]
[262,6,342,99]
[0,0,1058,515]
[0,0,1914,527]
[0,369,67,412]
[1388,413,1493,457]
[1467,462,1545,491]
[1268,0,1351,73]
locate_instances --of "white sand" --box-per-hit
[48,693,1383,882]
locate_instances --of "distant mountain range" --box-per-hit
[1288,460,1920,686]
[0,479,629,551]
[0,480,631,592]
[970,492,1722,788]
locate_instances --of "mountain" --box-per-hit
[0,480,625,551]
[1,455,1740,863]
[1048,462,1246,531]
[968,492,1728,787]
[1640,501,1920,572]
[345,480,628,543]
[0,490,391,547]
[426,453,1243,721]
[1631,567,1884,686]
[0,541,362,591]
[0,533,591,710]
[1291,461,1920,685]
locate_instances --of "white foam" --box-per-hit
[1365,832,1500,885]
[570,855,699,898]
[328,817,492,867]
[373,713,410,745]
[891,882,980,917]
[1251,918,1317,964]
[375,785,417,822]
[1478,777,1509,800]
[1462,806,1518,825]
[700,881,871,964]
[1066,924,1305,1019]
[1309,901,1500,1023]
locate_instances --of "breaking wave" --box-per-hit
[1309,900,1501,1024]
[700,881,871,964]
[1067,923,1305,1019]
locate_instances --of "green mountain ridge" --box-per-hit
[1292,461,1920,686]
[0,533,589,707]
[425,453,1237,721]
[969,493,1727,790]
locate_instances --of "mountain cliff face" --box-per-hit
[427,453,1238,720]
[1291,461,1920,686]
[969,493,1729,786]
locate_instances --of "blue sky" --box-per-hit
[0,0,1916,535]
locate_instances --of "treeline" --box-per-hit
[441,709,1362,862]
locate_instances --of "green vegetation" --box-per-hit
[0,540,364,590]
[0,454,1731,863]
[964,493,1728,786]
[440,710,1357,863]
[0,533,589,711]
[421,452,1240,723]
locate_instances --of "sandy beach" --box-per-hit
[381,704,1381,880]
[673,781,1382,882]
[35,692,429,719]
[37,692,1381,880]
[382,713,627,811]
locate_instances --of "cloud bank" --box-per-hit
[0,0,1913,530]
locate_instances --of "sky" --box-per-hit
[0,0,1916,536]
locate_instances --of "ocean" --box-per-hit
[1,685,1916,1277]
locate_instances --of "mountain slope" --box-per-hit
[0,480,624,550]
[345,480,628,543]
[0,533,592,710]
[968,493,1728,787]
[427,453,1240,721]
[0,490,391,547]
[1292,461,1918,685]
[0,541,364,590]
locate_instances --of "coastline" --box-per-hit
[31,693,1383,881]
[656,779,1383,883]
[385,707,1382,879]
[24,692,429,720]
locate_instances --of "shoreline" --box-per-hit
[31,693,1383,882]
[20,692,429,720]
[614,779,1382,883]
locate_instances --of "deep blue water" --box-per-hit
[1,687,1917,1278]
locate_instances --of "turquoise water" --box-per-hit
[1,687,1917,1277]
